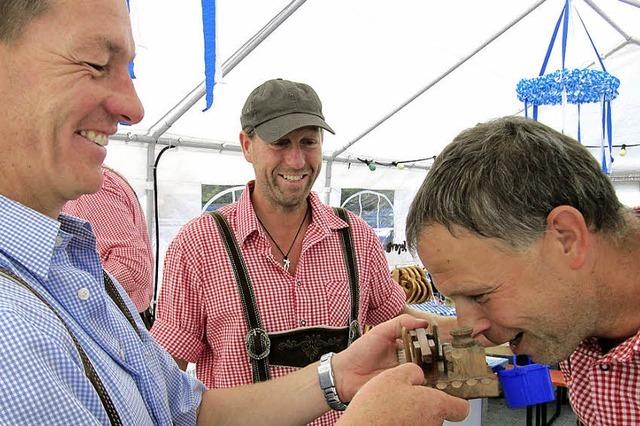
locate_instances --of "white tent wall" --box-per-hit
[104,0,640,291]
[105,140,427,282]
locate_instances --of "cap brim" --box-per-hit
[255,113,335,143]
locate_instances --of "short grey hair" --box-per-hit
[406,116,625,251]
[0,0,49,42]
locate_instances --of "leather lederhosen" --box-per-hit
[210,207,360,382]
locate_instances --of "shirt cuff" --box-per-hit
[151,318,205,363]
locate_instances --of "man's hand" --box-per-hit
[401,306,493,346]
[337,363,470,425]
[331,314,428,402]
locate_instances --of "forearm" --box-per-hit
[197,314,436,425]
[197,362,328,425]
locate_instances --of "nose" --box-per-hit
[284,142,306,169]
[454,298,491,338]
[105,70,145,125]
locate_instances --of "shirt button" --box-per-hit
[296,280,302,287]
[77,287,90,301]
[55,235,64,247]
[599,364,610,371]
[300,319,306,326]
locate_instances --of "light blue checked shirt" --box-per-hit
[0,195,205,425]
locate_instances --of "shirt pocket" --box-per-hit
[322,280,352,326]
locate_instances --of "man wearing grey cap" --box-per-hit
[152,78,412,424]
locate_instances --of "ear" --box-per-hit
[544,206,590,270]
[239,131,253,163]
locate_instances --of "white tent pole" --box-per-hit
[582,0,640,45]
[323,160,333,204]
[617,0,640,9]
[112,132,429,171]
[145,0,308,140]
[116,128,638,181]
[328,0,547,161]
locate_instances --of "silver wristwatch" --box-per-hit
[318,352,348,411]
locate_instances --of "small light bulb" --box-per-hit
[620,145,627,157]
[397,163,406,170]
[368,161,376,171]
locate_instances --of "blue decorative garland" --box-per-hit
[516,68,619,106]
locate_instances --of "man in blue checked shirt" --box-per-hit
[0,0,469,424]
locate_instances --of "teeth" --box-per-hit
[79,130,108,147]
[282,174,303,181]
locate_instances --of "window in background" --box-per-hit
[201,185,245,213]
[340,189,394,244]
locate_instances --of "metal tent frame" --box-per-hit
[113,0,640,236]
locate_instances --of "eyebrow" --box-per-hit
[77,36,134,61]
[448,283,496,298]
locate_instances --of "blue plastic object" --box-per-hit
[498,356,555,409]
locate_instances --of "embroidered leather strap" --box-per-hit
[0,267,127,426]
[268,326,349,368]
[209,211,270,382]
[332,207,361,344]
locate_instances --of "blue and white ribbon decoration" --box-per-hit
[126,0,135,79]
[516,0,618,174]
[201,0,217,111]
[516,69,619,106]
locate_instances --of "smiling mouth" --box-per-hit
[280,174,306,182]
[509,332,524,352]
[77,130,108,147]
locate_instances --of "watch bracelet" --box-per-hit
[318,352,348,411]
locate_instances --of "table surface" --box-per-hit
[485,343,513,358]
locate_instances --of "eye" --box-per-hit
[85,62,107,73]
[471,293,489,304]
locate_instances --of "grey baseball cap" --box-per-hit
[240,78,335,143]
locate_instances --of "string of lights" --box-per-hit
[584,143,640,157]
[355,156,437,171]
[349,142,638,173]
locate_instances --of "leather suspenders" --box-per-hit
[210,210,271,382]
[0,267,139,426]
[209,207,361,383]
[332,207,362,345]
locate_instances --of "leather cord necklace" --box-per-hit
[256,205,308,272]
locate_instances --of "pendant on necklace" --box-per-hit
[283,256,291,272]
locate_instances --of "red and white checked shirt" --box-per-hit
[560,330,640,425]
[62,167,154,312]
[152,182,405,425]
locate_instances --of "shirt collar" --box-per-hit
[576,330,640,362]
[0,195,96,281]
[0,195,62,280]
[234,181,348,245]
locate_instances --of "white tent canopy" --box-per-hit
[107,0,640,271]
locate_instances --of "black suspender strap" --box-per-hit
[209,212,271,382]
[0,267,124,426]
[103,270,142,339]
[332,208,361,344]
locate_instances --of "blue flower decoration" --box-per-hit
[516,69,620,106]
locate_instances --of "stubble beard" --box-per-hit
[267,170,318,211]
[526,313,594,364]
